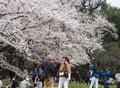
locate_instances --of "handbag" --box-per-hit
[58,62,69,78]
[64,71,68,78]
[59,71,64,77]
[58,71,68,78]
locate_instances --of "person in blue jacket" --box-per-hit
[31,64,39,82]
[101,68,110,88]
[89,63,100,88]
[89,63,94,81]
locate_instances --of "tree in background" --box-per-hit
[61,0,104,13]
[93,1,120,75]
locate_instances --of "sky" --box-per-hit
[106,0,120,8]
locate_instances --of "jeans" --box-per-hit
[58,77,69,88]
[44,76,54,88]
[58,73,71,88]
[103,79,109,88]
[89,77,99,88]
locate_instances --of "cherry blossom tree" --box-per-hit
[0,0,117,78]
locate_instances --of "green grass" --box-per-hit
[69,84,116,88]
[2,78,116,88]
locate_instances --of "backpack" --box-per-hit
[38,68,46,80]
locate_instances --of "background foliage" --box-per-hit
[93,1,120,76]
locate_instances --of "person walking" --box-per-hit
[115,73,120,88]
[42,55,55,88]
[58,57,71,88]
[89,63,100,88]
[101,67,110,88]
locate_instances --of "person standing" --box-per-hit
[115,73,120,88]
[10,75,19,88]
[101,68,110,88]
[9,71,15,81]
[0,80,2,88]
[31,64,40,82]
[89,63,100,88]
[42,55,55,88]
[89,63,94,83]
[74,71,80,83]
[58,57,71,88]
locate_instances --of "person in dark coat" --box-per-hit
[42,55,55,88]
[74,71,80,83]
[10,75,19,88]
[9,71,15,81]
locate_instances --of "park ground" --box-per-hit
[2,78,116,88]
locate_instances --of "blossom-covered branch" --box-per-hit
[0,0,117,78]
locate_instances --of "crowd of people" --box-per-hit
[89,63,120,88]
[0,55,120,88]
[29,55,71,88]
[6,55,71,88]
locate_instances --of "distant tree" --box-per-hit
[60,0,104,13]
[100,1,120,39]
[93,2,120,75]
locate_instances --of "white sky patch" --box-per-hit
[106,0,120,8]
